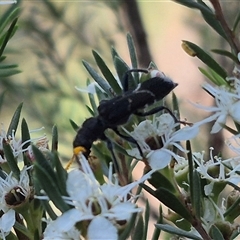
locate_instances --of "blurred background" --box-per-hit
[1,0,240,238]
[0,1,204,157]
[1,0,239,182]
[1,1,239,169]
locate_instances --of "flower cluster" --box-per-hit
[42,154,154,239]
[0,124,48,240]
[126,113,199,170]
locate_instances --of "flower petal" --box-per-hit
[87,216,118,240]
[172,126,199,142]
[50,209,83,232]
[211,114,227,133]
[147,149,171,170]
[0,209,15,232]
[230,101,240,122]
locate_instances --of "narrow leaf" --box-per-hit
[155,224,202,240]
[152,206,163,240]
[3,142,20,179]
[173,0,213,14]
[119,213,138,240]
[192,170,202,218]
[92,50,122,95]
[69,119,79,131]
[113,56,137,90]
[0,7,20,35]
[155,187,192,221]
[0,68,21,77]
[0,91,5,113]
[210,225,225,240]
[132,215,144,240]
[142,200,150,240]
[82,60,112,96]
[197,0,227,40]
[7,103,23,138]
[33,146,70,213]
[127,33,138,69]
[233,11,240,32]
[0,18,18,58]
[147,170,177,194]
[53,152,68,196]
[211,49,238,63]
[51,125,58,152]
[21,118,30,151]
[175,0,227,40]
[182,41,227,79]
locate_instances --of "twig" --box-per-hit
[209,0,240,55]
[121,0,152,67]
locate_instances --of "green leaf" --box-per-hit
[32,146,70,213]
[198,67,227,86]
[3,142,20,179]
[0,7,20,36]
[21,118,30,151]
[230,230,240,240]
[0,18,18,58]
[52,152,68,196]
[173,0,213,14]
[192,170,202,218]
[0,67,21,77]
[211,49,239,63]
[119,212,138,240]
[147,170,177,194]
[69,119,79,131]
[113,56,137,90]
[82,60,112,96]
[132,215,144,240]
[37,199,57,220]
[175,0,227,40]
[210,225,225,240]
[152,206,163,240]
[111,46,120,60]
[187,140,202,218]
[7,102,23,137]
[182,41,227,80]
[155,224,202,240]
[155,187,192,221]
[142,200,150,240]
[196,0,227,40]
[0,91,5,113]
[233,11,240,32]
[127,33,138,69]
[0,64,19,69]
[87,79,98,116]
[51,125,58,152]
[92,50,122,95]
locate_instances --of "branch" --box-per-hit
[121,0,152,67]
[209,0,240,55]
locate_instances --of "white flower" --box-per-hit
[193,148,240,186]
[43,155,153,239]
[0,209,15,240]
[0,167,31,212]
[0,167,31,239]
[0,0,16,4]
[0,125,47,163]
[126,113,199,170]
[193,83,240,133]
[43,218,81,240]
[75,82,104,94]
